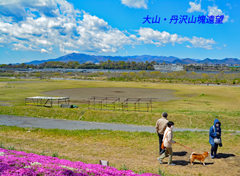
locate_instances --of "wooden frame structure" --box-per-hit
[88,97,121,111]
[88,97,155,112]
[121,98,155,112]
[25,96,69,107]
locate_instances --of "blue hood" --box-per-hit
[209,118,222,146]
[214,119,221,127]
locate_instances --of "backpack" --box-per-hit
[161,130,170,149]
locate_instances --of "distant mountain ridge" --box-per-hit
[23,53,240,65]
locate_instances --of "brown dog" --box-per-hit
[190,151,209,166]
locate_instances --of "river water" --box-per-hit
[1,68,239,74]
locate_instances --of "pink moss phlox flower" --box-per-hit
[0,148,160,176]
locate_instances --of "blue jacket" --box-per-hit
[209,119,222,146]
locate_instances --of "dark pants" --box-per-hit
[158,133,163,154]
[211,144,219,155]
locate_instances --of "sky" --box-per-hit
[0,0,239,64]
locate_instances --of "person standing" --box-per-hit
[157,121,176,165]
[155,112,169,155]
[209,119,222,159]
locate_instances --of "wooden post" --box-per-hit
[150,99,152,112]
[119,98,120,111]
[138,99,140,112]
[106,97,107,110]
[99,160,109,166]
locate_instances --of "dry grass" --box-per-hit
[1,80,240,111]
[0,126,239,176]
[0,80,240,130]
[0,82,7,88]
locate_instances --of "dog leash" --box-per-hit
[175,142,195,152]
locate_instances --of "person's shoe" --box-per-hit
[168,163,176,166]
[214,154,219,158]
[211,155,214,159]
[157,158,163,164]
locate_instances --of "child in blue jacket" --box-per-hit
[209,119,222,159]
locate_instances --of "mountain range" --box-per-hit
[23,53,240,65]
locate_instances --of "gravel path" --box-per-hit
[0,115,239,133]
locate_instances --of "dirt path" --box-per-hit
[4,81,45,84]
[42,87,179,102]
[165,150,240,176]
[0,115,239,134]
[0,114,239,175]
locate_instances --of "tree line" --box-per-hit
[1,60,239,71]
[0,60,155,70]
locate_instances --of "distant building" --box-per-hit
[153,65,184,71]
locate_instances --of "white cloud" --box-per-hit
[0,0,62,22]
[40,48,49,53]
[121,0,148,9]
[208,5,229,23]
[80,13,108,31]
[0,0,133,54]
[188,36,216,49]
[137,28,188,46]
[186,1,229,23]
[0,0,220,55]
[12,43,32,51]
[75,12,133,53]
[223,44,226,47]
[137,28,216,50]
[226,3,231,9]
[60,44,79,54]
[186,45,192,48]
[187,1,206,13]
[0,37,5,43]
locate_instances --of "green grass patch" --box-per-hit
[0,106,239,131]
[0,125,239,176]
[0,80,240,131]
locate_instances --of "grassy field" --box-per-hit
[0,79,239,130]
[0,125,239,176]
[0,79,240,175]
